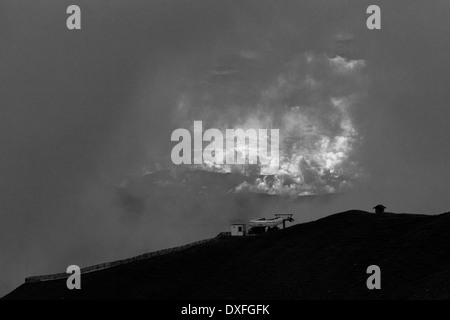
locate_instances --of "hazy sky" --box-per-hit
[1,0,450,296]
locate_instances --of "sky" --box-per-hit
[1,0,450,296]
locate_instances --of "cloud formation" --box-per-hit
[171,52,367,196]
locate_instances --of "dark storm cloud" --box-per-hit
[349,0,450,214]
[2,0,450,297]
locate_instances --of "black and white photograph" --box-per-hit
[1,0,450,307]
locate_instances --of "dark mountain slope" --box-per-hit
[3,210,450,300]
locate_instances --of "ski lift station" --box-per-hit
[230,214,294,236]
